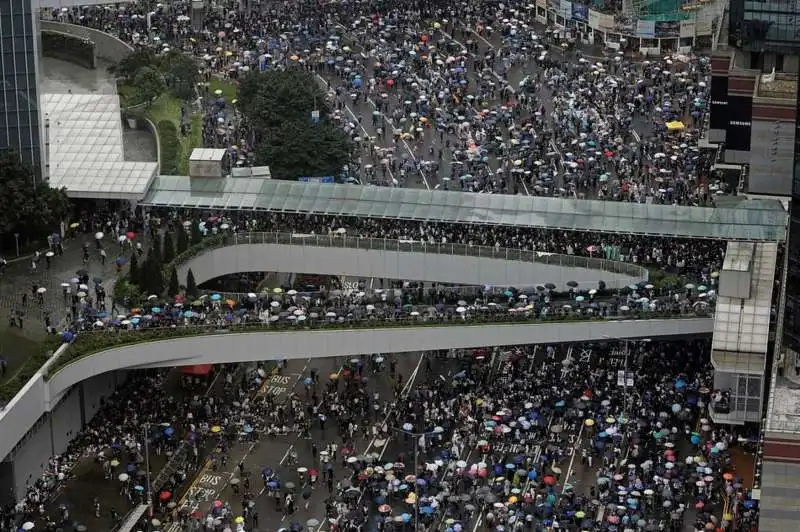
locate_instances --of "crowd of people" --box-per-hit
[156,211,728,278]
[47,0,723,202]
[0,368,239,531]
[314,340,760,532]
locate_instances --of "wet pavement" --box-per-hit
[320,20,656,195]
[163,352,426,532]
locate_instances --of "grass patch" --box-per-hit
[119,86,202,176]
[208,78,238,101]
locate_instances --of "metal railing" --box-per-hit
[189,231,648,278]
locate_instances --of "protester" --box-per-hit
[49,1,719,200]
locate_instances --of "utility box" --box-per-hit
[719,241,754,299]
[189,148,228,178]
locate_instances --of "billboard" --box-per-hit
[708,75,728,131]
[572,3,588,21]
[724,95,752,152]
[636,20,655,38]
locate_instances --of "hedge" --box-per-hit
[41,30,96,69]
[0,337,62,402]
[46,310,710,380]
[157,120,180,175]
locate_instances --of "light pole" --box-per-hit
[143,422,172,516]
[391,424,444,530]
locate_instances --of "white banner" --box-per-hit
[680,19,696,38]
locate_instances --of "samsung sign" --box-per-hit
[299,176,335,183]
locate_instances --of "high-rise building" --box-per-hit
[729,0,800,62]
[0,0,44,180]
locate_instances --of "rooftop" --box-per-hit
[140,178,787,240]
[756,75,797,101]
[711,242,777,373]
[44,93,158,200]
[767,377,800,434]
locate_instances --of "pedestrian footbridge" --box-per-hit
[0,314,713,466]
[173,232,648,289]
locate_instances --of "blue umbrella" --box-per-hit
[134,485,144,492]
[528,470,537,480]
[415,478,427,486]
[211,293,222,301]
[164,427,174,437]
[183,310,194,318]
[115,257,127,266]
[267,481,279,489]
[244,425,253,433]
[304,377,313,385]
[420,506,434,514]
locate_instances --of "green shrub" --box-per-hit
[0,337,62,402]
[157,120,180,175]
[41,31,96,69]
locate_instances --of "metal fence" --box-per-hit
[204,231,648,278]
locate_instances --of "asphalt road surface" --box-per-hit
[165,351,427,532]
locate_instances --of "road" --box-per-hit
[165,351,427,532]
[316,17,655,196]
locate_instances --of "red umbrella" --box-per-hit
[126,231,136,240]
[159,491,172,501]
[543,475,556,486]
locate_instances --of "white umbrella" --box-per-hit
[118,235,127,243]
[95,231,104,239]
[79,284,89,290]
[46,251,54,257]
[36,287,46,294]
[456,306,466,313]
[77,291,87,298]
[22,522,34,531]
[118,473,129,481]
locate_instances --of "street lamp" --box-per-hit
[142,421,172,515]
[391,424,445,530]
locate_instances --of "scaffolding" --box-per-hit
[629,0,691,22]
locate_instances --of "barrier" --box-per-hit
[40,21,134,64]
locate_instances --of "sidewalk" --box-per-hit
[0,234,127,389]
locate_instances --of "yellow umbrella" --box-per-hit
[224,50,233,57]
[342,46,351,52]
[210,425,221,433]
[110,459,120,467]
[584,419,595,427]
[231,99,238,105]
[290,55,299,61]
[433,22,441,29]
[235,516,245,524]
[69,222,80,229]
[273,287,283,294]
[665,120,685,131]
[508,496,518,504]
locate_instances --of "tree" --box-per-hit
[238,69,352,180]
[191,221,203,245]
[0,152,71,252]
[113,48,158,81]
[168,265,180,296]
[128,251,139,286]
[133,66,166,107]
[150,233,163,263]
[141,255,164,296]
[255,121,353,180]
[159,50,200,101]
[186,268,197,297]
[162,232,175,265]
[177,228,189,254]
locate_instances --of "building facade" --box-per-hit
[708,50,797,196]
[0,0,44,181]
